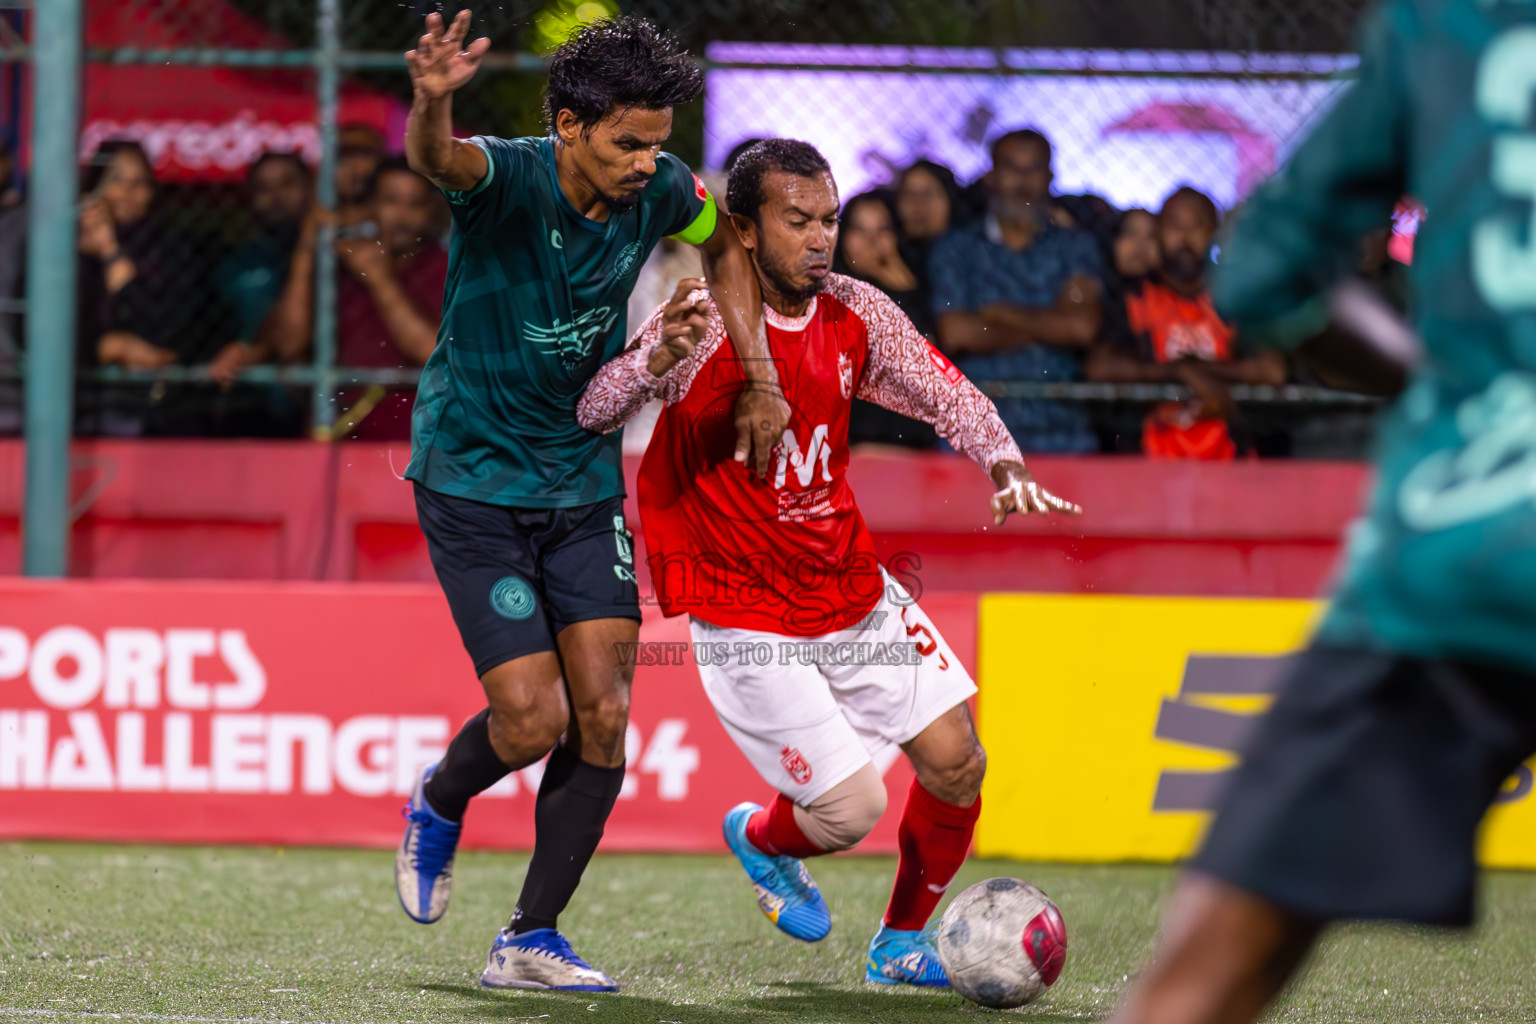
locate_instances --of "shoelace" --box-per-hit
[403,807,458,876]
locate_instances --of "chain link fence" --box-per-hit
[3,0,1386,453]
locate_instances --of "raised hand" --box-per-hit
[405,11,490,100]
[989,461,1081,525]
[647,278,711,378]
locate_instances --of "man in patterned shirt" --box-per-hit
[577,140,1078,987]
[930,129,1104,453]
[390,12,789,992]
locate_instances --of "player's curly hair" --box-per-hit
[726,139,832,225]
[543,16,703,134]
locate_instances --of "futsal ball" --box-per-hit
[937,878,1067,1009]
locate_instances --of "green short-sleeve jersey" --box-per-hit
[1212,0,1536,672]
[405,136,714,508]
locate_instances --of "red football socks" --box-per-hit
[746,793,825,859]
[884,778,981,931]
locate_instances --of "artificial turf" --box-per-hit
[3,843,1535,1022]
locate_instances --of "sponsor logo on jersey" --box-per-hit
[838,351,854,399]
[613,241,644,280]
[773,423,834,490]
[490,576,537,620]
[780,745,813,785]
[525,305,618,370]
[926,344,964,386]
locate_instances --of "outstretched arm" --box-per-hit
[577,279,715,435]
[843,279,1080,521]
[404,11,490,193]
[695,211,790,477]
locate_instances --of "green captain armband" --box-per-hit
[669,192,719,246]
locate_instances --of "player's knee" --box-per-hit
[797,764,887,852]
[486,686,567,755]
[570,688,630,757]
[924,745,987,806]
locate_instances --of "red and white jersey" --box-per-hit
[577,274,1023,637]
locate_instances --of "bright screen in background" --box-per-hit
[704,45,1355,213]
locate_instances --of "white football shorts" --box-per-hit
[689,570,977,804]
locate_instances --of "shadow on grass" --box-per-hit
[418,980,1084,1023]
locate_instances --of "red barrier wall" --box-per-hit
[0,440,1369,597]
[0,579,978,851]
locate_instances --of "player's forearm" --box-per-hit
[405,93,483,192]
[576,346,663,435]
[365,272,439,365]
[701,240,775,386]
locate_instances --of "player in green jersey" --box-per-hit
[1109,3,1536,1023]
[391,12,790,991]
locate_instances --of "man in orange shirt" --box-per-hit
[1088,187,1286,458]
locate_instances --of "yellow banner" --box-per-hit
[974,594,1536,867]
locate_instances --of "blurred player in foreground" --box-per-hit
[577,139,1079,986]
[393,12,788,992]
[1112,2,1536,1022]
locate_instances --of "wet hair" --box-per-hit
[832,190,899,275]
[543,16,703,134]
[725,137,767,172]
[246,150,311,184]
[990,128,1052,166]
[726,139,831,225]
[1162,186,1220,228]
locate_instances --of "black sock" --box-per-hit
[509,744,625,934]
[423,709,513,822]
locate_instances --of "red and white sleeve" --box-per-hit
[576,292,724,434]
[576,305,669,435]
[836,277,1024,473]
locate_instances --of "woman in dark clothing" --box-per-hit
[894,159,965,283]
[833,190,939,450]
[76,140,228,434]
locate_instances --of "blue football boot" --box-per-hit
[865,922,951,987]
[394,762,462,924]
[722,801,831,942]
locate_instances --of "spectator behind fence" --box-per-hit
[0,138,24,360]
[208,151,312,386]
[0,137,23,435]
[259,158,446,440]
[833,190,938,449]
[337,122,386,226]
[1087,187,1285,460]
[930,128,1102,453]
[895,159,962,264]
[76,140,220,434]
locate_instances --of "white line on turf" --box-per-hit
[0,1010,386,1024]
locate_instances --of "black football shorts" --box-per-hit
[1193,645,1536,926]
[414,483,641,676]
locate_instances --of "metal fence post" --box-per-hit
[23,0,83,577]
[310,0,341,438]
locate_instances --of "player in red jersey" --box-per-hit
[577,139,1078,987]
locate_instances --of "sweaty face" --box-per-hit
[249,158,310,232]
[562,106,674,213]
[1114,210,1160,280]
[988,137,1052,220]
[840,198,899,274]
[896,167,951,241]
[1158,197,1217,285]
[376,169,440,257]
[751,169,839,305]
[101,150,155,228]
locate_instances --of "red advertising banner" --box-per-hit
[0,581,979,853]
